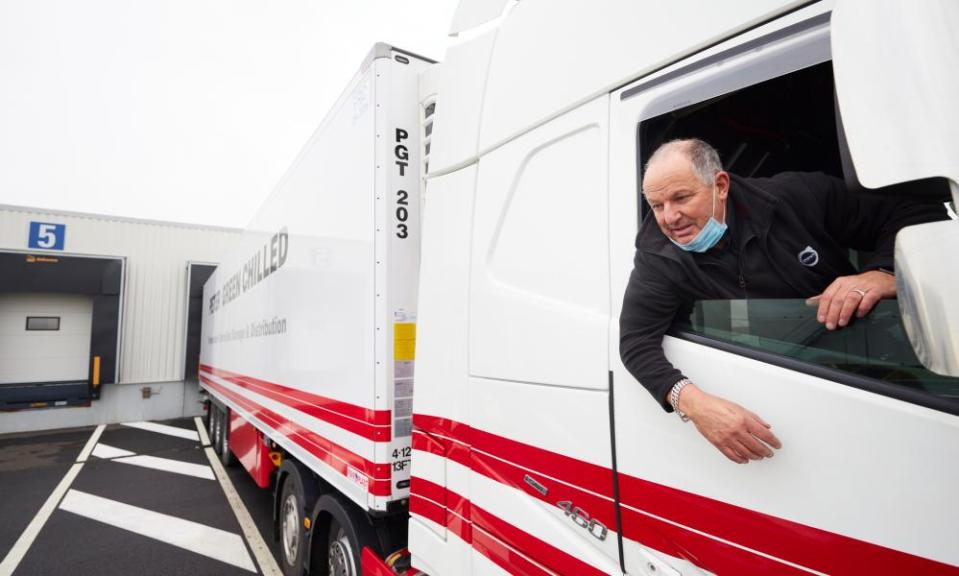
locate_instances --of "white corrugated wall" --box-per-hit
[0,205,240,384]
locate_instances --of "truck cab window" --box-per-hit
[638,60,959,411]
[639,62,841,184]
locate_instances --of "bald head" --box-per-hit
[642,139,729,246]
[645,139,723,186]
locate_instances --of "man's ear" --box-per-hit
[715,171,730,200]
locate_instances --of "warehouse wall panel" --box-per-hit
[0,205,241,388]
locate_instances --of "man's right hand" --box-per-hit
[677,384,782,464]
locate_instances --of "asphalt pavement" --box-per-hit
[0,417,283,576]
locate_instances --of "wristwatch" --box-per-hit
[669,378,692,422]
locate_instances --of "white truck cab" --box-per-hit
[201,1,959,575]
[409,1,959,574]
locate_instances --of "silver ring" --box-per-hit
[850,288,867,298]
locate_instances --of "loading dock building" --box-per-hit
[0,204,239,434]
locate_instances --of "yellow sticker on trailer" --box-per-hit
[394,322,416,361]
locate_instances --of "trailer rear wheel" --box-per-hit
[280,473,307,576]
[217,406,236,467]
[327,521,358,576]
[210,405,223,453]
[204,401,213,437]
[310,494,378,576]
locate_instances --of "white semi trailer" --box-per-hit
[200,1,959,575]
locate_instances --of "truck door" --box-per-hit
[609,5,959,575]
[467,94,621,575]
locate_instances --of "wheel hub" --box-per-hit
[328,533,354,576]
[281,495,299,564]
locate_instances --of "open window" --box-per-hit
[640,61,841,188]
[637,60,959,411]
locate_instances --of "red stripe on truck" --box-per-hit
[412,413,959,576]
[616,505,815,576]
[472,528,553,576]
[413,414,613,498]
[617,473,959,576]
[411,429,444,456]
[472,503,608,576]
[409,478,607,576]
[409,494,446,528]
[201,364,392,434]
[410,476,473,544]
[201,375,392,496]
[469,448,616,528]
[410,475,445,505]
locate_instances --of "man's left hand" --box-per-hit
[807,270,896,330]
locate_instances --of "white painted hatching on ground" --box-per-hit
[59,489,257,572]
[122,421,200,441]
[92,443,215,480]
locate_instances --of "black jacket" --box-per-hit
[619,172,948,411]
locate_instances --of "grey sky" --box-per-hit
[0,0,456,228]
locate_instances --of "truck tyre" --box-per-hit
[204,401,213,438]
[327,519,359,576]
[209,405,219,449]
[279,472,308,576]
[206,403,217,446]
[212,405,224,455]
[218,406,236,467]
[311,494,378,576]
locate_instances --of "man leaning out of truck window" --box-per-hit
[619,138,948,464]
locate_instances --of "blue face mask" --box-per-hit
[669,184,727,253]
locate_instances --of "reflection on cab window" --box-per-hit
[674,299,959,402]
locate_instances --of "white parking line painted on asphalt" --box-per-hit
[123,421,201,441]
[196,416,282,576]
[91,443,135,459]
[197,417,212,446]
[0,424,105,576]
[76,422,107,463]
[92,443,215,479]
[59,489,257,572]
[117,454,216,480]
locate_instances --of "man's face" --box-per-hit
[642,152,728,245]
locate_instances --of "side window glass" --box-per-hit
[674,300,959,402]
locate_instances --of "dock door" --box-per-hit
[0,250,122,408]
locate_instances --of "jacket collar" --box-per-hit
[639,173,779,261]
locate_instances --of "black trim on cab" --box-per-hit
[607,371,626,574]
[669,329,959,417]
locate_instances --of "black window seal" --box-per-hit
[669,328,959,417]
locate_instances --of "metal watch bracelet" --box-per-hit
[669,378,692,422]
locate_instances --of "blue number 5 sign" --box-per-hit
[28,222,66,250]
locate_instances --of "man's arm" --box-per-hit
[811,173,948,270]
[618,250,686,410]
[801,174,949,329]
[619,248,781,463]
